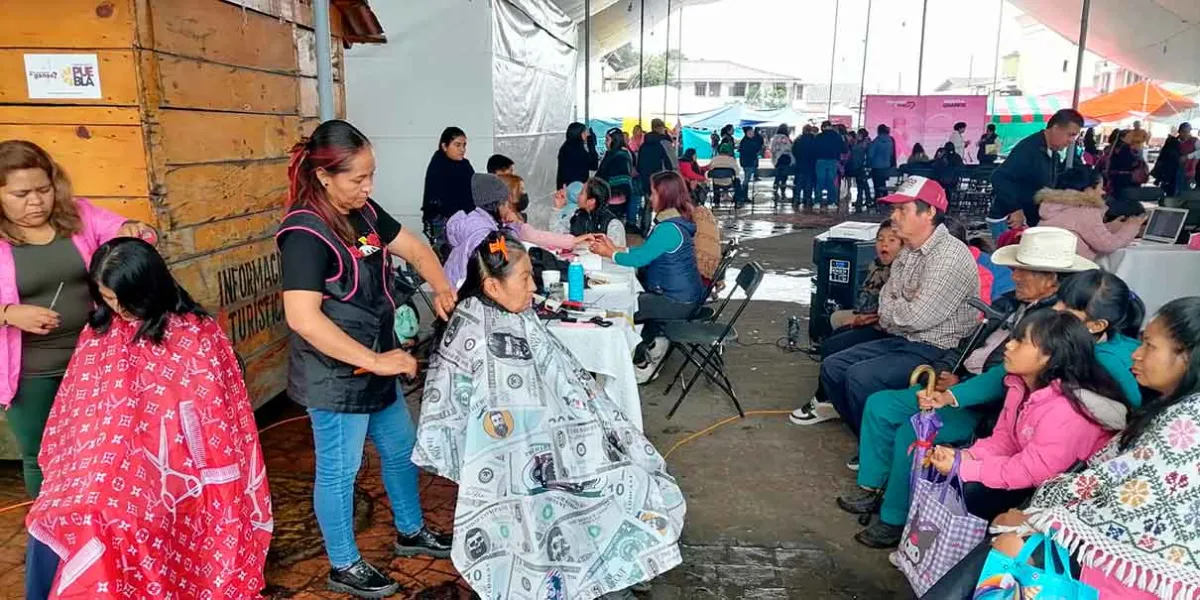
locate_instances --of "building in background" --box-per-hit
[603,58,805,104]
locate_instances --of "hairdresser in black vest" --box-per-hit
[277,120,457,598]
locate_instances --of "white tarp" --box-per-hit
[1010,0,1200,84]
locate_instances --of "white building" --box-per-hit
[604,59,805,104]
[1009,13,1101,97]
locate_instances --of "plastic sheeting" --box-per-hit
[492,0,578,230]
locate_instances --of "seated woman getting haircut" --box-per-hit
[414,231,685,600]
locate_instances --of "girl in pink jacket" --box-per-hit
[1035,166,1144,260]
[929,309,1131,521]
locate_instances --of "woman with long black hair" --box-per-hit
[414,230,685,600]
[556,121,599,189]
[279,120,457,597]
[422,126,475,253]
[25,238,272,598]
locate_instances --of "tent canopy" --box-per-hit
[1078,81,1199,123]
[1010,0,1200,85]
[989,95,1067,124]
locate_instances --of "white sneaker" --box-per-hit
[887,551,902,569]
[646,337,670,363]
[788,399,840,425]
[634,360,660,385]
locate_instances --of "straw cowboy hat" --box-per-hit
[991,226,1098,273]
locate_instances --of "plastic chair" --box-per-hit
[657,262,765,419]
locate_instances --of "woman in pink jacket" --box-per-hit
[1035,166,1144,260]
[929,309,1131,522]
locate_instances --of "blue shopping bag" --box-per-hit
[973,533,1098,600]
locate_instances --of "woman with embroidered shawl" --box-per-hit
[925,296,1200,599]
[25,238,273,598]
[413,231,686,600]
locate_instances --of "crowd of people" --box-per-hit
[4,102,1200,599]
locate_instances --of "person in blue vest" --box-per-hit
[590,171,706,383]
[277,120,459,598]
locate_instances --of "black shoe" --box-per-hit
[395,526,452,558]
[327,559,402,598]
[836,489,880,515]
[854,521,904,549]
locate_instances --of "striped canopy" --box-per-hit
[989,95,1066,124]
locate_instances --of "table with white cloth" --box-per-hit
[544,258,647,430]
[1096,244,1200,324]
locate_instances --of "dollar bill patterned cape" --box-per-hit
[26,315,273,599]
[413,297,685,600]
[1026,394,1200,599]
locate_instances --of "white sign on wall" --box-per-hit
[24,53,103,100]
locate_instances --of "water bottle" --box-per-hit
[567,261,585,303]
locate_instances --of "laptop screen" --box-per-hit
[1144,208,1187,243]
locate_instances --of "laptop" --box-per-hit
[1140,206,1189,245]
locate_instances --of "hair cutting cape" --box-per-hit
[413,298,685,600]
[26,315,273,599]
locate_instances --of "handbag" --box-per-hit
[973,533,1098,600]
[897,451,989,596]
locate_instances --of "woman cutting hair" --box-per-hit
[414,231,685,600]
[25,238,272,599]
[278,120,457,598]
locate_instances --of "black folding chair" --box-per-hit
[657,262,765,419]
[644,240,741,376]
[707,167,738,208]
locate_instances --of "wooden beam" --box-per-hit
[0,123,148,197]
[0,106,140,126]
[154,54,299,114]
[148,0,299,73]
[0,0,135,49]
[159,159,288,228]
[0,49,139,106]
[154,110,300,165]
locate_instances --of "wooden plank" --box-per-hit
[160,160,288,228]
[170,237,279,310]
[87,197,159,227]
[155,109,300,165]
[0,124,148,197]
[150,0,298,73]
[240,337,287,408]
[160,209,280,261]
[154,53,299,114]
[0,49,139,105]
[221,0,296,23]
[0,0,135,49]
[0,105,140,126]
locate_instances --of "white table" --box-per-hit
[546,259,646,430]
[1097,244,1200,324]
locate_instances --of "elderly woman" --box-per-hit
[0,139,155,499]
[279,120,458,597]
[25,238,272,599]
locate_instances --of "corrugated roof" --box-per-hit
[332,0,385,45]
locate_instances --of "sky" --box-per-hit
[639,0,1028,94]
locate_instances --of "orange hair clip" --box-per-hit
[488,236,509,260]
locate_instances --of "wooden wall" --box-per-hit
[0,0,349,407]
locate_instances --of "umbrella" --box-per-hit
[908,366,942,474]
[1078,81,1199,123]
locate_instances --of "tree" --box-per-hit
[747,86,790,110]
[604,44,685,89]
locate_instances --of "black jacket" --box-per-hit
[812,130,848,161]
[422,151,475,221]
[738,135,764,168]
[792,133,817,174]
[556,138,599,189]
[569,205,619,238]
[932,292,1059,375]
[637,132,677,184]
[990,130,1062,223]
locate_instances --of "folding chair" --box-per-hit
[644,240,740,377]
[658,262,765,419]
[707,167,737,208]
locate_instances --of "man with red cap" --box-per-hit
[817,176,980,467]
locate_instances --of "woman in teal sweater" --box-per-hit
[842,270,1144,547]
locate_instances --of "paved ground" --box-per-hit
[0,190,909,599]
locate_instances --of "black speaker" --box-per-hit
[808,236,878,343]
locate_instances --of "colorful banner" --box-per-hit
[863,95,989,163]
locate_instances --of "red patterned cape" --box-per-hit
[26,314,273,599]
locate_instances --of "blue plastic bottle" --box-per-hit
[567,261,585,302]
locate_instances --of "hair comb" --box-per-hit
[488,236,508,260]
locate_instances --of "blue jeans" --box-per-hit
[741,166,757,200]
[309,389,424,568]
[25,536,59,600]
[819,336,945,437]
[815,159,839,206]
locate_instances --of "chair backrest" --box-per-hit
[689,241,740,319]
[709,261,765,330]
[708,167,737,181]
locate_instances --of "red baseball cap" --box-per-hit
[879,175,948,212]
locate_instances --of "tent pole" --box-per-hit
[638,0,645,127]
[916,0,928,95]
[1066,0,1091,168]
[676,6,684,122]
[857,0,872,126]
[584,0,590,123]
[990,0,1004,102]
[827,0,840,119]
[313,0,335,122]
[664,0,671,121]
